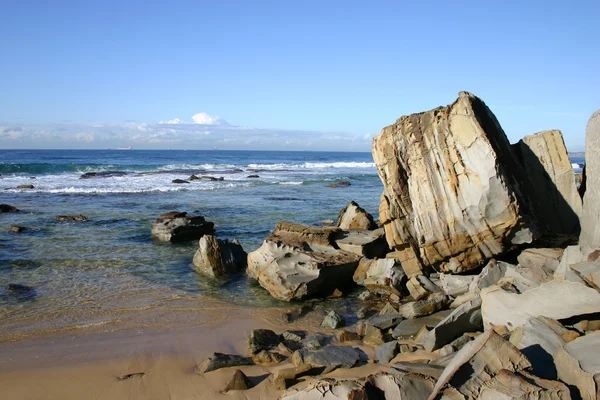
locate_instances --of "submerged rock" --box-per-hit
[8,225,27,233]
[246,222,362,301]
[5,283,36,300]
[56,215,87,222]
[171,179,189,184]
[192,235,247,277]
[0,204,19,213]
[372,91,540,274]
[151,211,214,242]
[16,184,34,189]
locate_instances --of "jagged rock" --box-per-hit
[195,353,254,373]
[376,341,399,364]
[439,274,476,297]
[333,228,388,258]
[291,346,360,370]
[366,372,435,399]
[56,215,87,221]
[281,378,366,400]
[248,329,280,355]
[513,129,582,234]
[373,92,540,274]
[479,369,571,399]
[366,314,404,330]
[379,302,400,315]
[222,369,254,392]
[421,296,482,352]
[407,275,441,301]
[353,257,407,296]
[246,222,361,301]
[392,310,452,339]
[468,259,509,292]
[336,330,361,343]
[272,364,319,390]
[362,325,385,346]
[321,311,344,329]
[516,248,563,274]
[501,262,554,292]
[554,245,586,282]
[192,235,247,277]
[151,211,214,242]
[428,330,531,400]
[397,294,448,319]
[570,261,600,290]
[0,204,19,213]
[252,350,287,365]
[336,201,377,230]
[581,110,600,250]
[508,316,567,380]
[481,280,600,331]
[555,331,600,400]
[392,362,445,380]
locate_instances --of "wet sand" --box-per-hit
[0,300,384,399]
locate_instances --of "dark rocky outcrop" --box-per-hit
[151,211,214,242]
[0,204,19,213]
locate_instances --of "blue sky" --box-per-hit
[1,0,598,151]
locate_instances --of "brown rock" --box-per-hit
[222,369,254,392]
[337,200,377,230]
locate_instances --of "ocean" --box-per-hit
[0,150,382,341]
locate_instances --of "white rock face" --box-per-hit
[336,200,377,230]
[372,92,540,274]
[481,280,600,330]
[514,129,582,234]
[580,110,600,250]
[352,257,406,296]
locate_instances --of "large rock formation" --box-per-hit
[372,92,540,273]
[513,129,582,234]
[580,110,600,250]
[246,222,365,301]
[151,211,215,242]
[192,235,247,277]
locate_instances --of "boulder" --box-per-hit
[421,296,482,352]
[580,110,600,250]
[321,311,344,329]
[366,372,435,399]
[151,211,214,242]
[0,204,19,213]
[336,200,377,230]
[291,346,360,370]
[252,350,287,365]
[248,329,280,355]
[407,275,442,301]
[372,91,540,274]
[195,353,253,373]
[468,259,509,292]
[480,280,600,331]
[555,331,600,400]
[246,222,361,301]
[428,330,531,400]
[513,129,582,234]
[222,369,254,392]
[352,257,407,296]
[397,294,448,319]
[192,235,247,277]
[392,310,452,339]
[333,228,388,258]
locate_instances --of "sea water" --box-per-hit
[0,150,382,340]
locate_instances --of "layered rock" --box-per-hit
[151,211,215,242]
[192,235,247,277]
[513,129,582,234]
[336,200,377,230]
[246,222,363,301]
[581,110,600,250]
[372,92,540,273]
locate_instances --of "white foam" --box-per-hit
[278,181,303,185]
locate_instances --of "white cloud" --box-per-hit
[159,118,183,125]
[72,132,95,142]
[191,112,226,125]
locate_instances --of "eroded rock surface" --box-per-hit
[151,211,214,242]
[192,235,247,277]
[580,110,600,250]
[372,91,540,274]
[337,200,377,230]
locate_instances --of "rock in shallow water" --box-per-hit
[192,235,247,277]
[151,211,214,242]
[0,204,19,213]
[373,91,541,274]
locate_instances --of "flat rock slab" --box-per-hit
[292,346,360,370]
[366,314,404,330]
[391,362,445,380]
[367,372,435,400]
[479,369,570,399]
[376,341,399,364]
[398,295,448,319]
[481,280,600,331]
[334,228,388,258]
[281,378,366,400]
[196,353,254,373]
[392,310,452,339]
[555,331,600,400]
